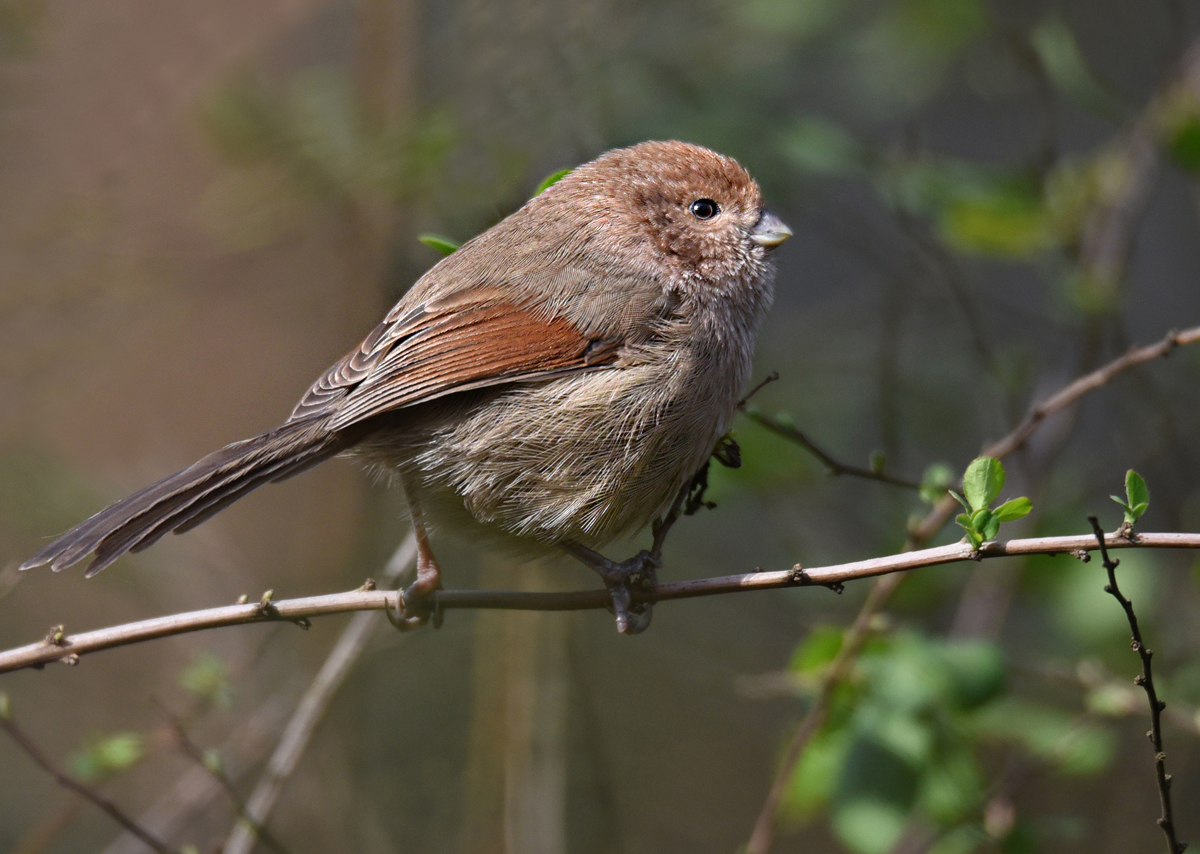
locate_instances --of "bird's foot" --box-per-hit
[386,578,444,631]
[387,544,443,631]
[566,545,660,634]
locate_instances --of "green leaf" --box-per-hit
[970,698,1115,776]
[1085,682,1140,717]
[417,234,459,256]
[1124,470,1149,520]
[955,513,981,549]
[918,748,985,824]
[790,625,845,673]
[939,185,1054,258]
[968,508,1000,543]
[993,497,1032,522]
[929,826,990,854]
[938,641,1006,710]
[919,462,954,504]
[831,799,908,854]
[783,728,851,822]
[962,457,1005,511]
[1168,116,1200,174]
[948,490,971,512]
[1029,17,1117,116]
[868,450,886,474]
[782,116,868,176]
[533,167,572,196]
[203,748,224,774]
[72,732,145,781]
[179,652,233,709]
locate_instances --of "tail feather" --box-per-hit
[21,417,344,577]
[113,442,335,565]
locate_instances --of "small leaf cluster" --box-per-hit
[950,457,1031,549]
[1110,469,1149,526]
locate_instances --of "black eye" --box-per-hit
[689,198,719,220]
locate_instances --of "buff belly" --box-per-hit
[400,358,735,549]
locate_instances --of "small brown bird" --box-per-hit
[21,140,790,633]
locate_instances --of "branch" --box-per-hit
[737,370,920,489]
[1089,517,1188,854]
[221,534,416,854]
[0,700,176,854]
[1,533,1197,675]
[741,40,1200,852]
[743,410,921,489]
[155,702,292,854]
[744,323,1200,854]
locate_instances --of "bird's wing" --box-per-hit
[289,287,622,430]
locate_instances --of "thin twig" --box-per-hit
[154,701,292,854]
[0,705,175,854]
[99,694,295,854]
[743,323,1200,854]
[743,410,921,489]
[738,371,780,407]
[1,532,1197,675]
[1089,517,1188,854]
[221,534,417,854]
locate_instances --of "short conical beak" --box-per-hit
[750,210,792,248]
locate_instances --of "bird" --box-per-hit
[21,140,791,634]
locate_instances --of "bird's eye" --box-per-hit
[688,198,719,220]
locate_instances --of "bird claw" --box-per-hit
[596,550,659,635]
[385,580,442,632]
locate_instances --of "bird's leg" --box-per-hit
[389,494,443,631]
[562,542,660,634]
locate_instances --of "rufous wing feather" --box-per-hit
[292,291,623,431]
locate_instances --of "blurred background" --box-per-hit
[2,0,1200,852]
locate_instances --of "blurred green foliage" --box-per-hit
[178,652,234,710]
[783,630,1114,854]
[70,731,145,782]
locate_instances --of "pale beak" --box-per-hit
[749,210,792,248]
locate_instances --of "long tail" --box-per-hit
[20,417,348,578]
